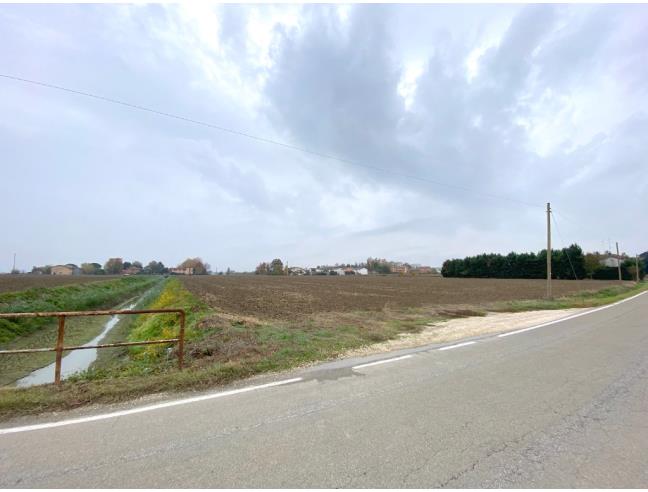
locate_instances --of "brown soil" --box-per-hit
[180,276,622,320]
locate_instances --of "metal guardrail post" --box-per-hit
[54,315,66,385]
[178,310,186,370]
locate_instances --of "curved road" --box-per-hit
[1,292,647,487]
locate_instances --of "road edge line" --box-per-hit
[352,354,413,369]
[498,289,648,338]
[437,340,477,351]
[0,377,303,435]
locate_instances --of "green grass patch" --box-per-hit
[0,276,159,344]
[0,277,162,386]
[492,281,648,312]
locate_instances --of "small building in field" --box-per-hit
[599,255,624,268]
[288,267,308,276]
[355,268,369,275]
[122,266,142,276]
[170,267,195,275]
[51,264,80,276]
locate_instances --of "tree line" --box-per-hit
[30,257,210,275]
[441,244,645,280]
[255,259,286,275]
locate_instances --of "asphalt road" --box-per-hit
[1,292,648,488]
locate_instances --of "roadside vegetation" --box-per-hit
[0,277,645,420]
[495,282,648,312]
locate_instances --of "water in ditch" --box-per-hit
[15,302,137,388]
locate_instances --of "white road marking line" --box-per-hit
[498,290,648,338]
[0,377,303,435]
[437,341,476,351]
[352,354,413,369]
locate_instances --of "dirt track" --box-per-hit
[180,276,623,320]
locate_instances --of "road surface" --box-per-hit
[1,292,647,487]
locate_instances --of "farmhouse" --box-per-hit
[170,267,195,275]
[51,264,81,276]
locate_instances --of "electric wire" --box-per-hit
[0,73,545,209]
[551,212,580,280]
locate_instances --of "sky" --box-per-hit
[1,3,647,272]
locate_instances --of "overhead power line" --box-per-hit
[551,212,579,280]
[0,73,544,209]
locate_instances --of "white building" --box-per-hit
[600,256,624,268]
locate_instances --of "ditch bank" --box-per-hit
[0,276,160,386]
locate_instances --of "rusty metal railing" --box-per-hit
[0,309,186,385]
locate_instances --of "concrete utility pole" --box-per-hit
[616,242,622,281]
[12,253,16,273]
[546,202,552,299]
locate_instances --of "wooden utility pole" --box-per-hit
[12,253,16,273]
[636,254,640,283]
[616,242,622,281]
[546,202,552,299]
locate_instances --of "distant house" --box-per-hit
[51,264,80,276]
[355,267,369,275]
[288,267,308,276]
[122,266,142,276]
[343,268,356,275]
[169,267,195,275]
[390,263,410,275]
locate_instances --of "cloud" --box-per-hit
[0,4,646,272]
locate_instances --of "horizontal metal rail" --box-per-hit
[0,309,184,318]
[0,309,186,385]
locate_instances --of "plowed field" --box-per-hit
[180,276,623,320]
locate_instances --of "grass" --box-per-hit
[0,277,162,386]
[0,276,159,343]
[0,315,111,386]
[493,281,648,312]
[0,279,645,421]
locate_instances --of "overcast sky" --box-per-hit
[1,3,647,272]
